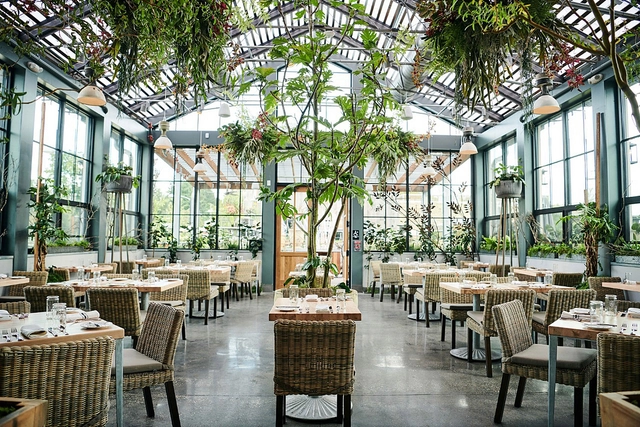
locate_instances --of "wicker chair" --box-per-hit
[439,278,474,349]
[553,272,584,287]
[414,272,458,327]
[0,336,115,427]
[618,300,640,312]
[103,273,134,280]
[51,267,71,282]
[274,320,356,427]
[86,287,142,347]
[97,262,118,274]
[209,267,232,311]
[145,258,164,268]
[251,260,262,296]
[492,300,597,426]
[532,289,596,343]
[489,264,511,277]
[230,261,255,301]
[277,287,334,300]
[117,261,136,274]
[149,273,188,340]
[24,285,76,312]
[184,269,219,325]
[376,263,402,302]
[0,300,30,314]
[401,271,424,310]
[587,276,624,301]
[466,289,537,377]
[4,270,49,298]
[110,302,184,427]
[368,260,381,295]
[597,333,640,397]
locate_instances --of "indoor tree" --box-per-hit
[221,0,425,287]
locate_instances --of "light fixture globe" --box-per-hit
[154,119,173,150]
[533,94,560,114]
[424,155,438,177]
[219,102,231,118]
[193,162,207,174]
[459,126,477,155]
[401,105,413,120]
[77,85,106,106]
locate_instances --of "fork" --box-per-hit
[48,327,58,337]
[59,325,69,335]
[631,323,638,335]
[620,323,628,334]
[11,327,22,341]
[2,329,10,342]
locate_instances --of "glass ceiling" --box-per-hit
[1,0,638,133]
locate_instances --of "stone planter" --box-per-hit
[614,255,640,264]
[109,245,138,252]
[494,180,522,199]
[47,246,86,254]
[105,175,133,193]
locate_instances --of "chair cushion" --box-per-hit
[510,343,596,370]
[532,311,545,325]
[441,303,473,310]
[111,348,164,375]
[149,300,184,308]
[210,285,220,298]
[467,311,483,324]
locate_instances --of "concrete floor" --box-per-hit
[107,291,587,427]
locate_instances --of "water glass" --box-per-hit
[52,302,66,328]
[604,294,618,316]
[336,289,346,312]
[176,260,182,268]
[132,270,140,281]
[544,272,553,285]
[143,254,147,262]
[507,272,515,283]
[77,267,85,281]
[46,296,59,324]
[148,271,156,283]
[289,285,299,303]
[164,259,170,267]
[490,274,498,285]
[624,272,632,284]
[589,300,604,323]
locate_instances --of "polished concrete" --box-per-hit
[107,291,586,426]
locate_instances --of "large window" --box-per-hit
[483,136,517,236]
[622,83,640,240]
[31,90,94,243]
[533,100,593,242]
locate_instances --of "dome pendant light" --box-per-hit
[193,149,206,174]
[401,104,413,120]
[424,154,437,177]
[219,101,231,118]
[459,126,478,155]
[154,119,172,150]
[77,66,107,107]
[532,73,560,115]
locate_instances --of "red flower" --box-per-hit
[251,129,263,141]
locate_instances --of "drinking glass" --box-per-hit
[176,260,182,268]
[92,271,101,284]
[604,294,618,317]
[132,270,140,281]
[46,295,59,326]
[77,267,85,281]
[143,254,147,262]
[164,259,170,267]
[507,272,515,283]
[624,272,632,284]
[490,274,498,285]
[544,272,553,285]
[52,302,66,329]
[336,289,346,312]
[148,271,156,283]
[289,285,299,303]
[589,300,604,323]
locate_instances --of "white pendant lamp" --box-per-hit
[77,85,107,106]
[424,154,437,177]
[154,119,172,150]
[401,105,413,120]
[532,73,560,115]
[219,101,231,118]
[459,126,477,155]
[193,161,207,174]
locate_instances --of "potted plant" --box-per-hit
[95,162,141,193]
[47,238,91,253]
[489,163,525,199]
[111,236,140,251]
[609,239,640,264]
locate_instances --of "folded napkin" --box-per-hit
[472,284,489,289]
[0,273,6,279]
[21,324,48,339]
[305,294,319,302]
[561,311,591,321]
[628,308,640,318]
[627,280,637,285]
[529,283,546,288]
[572,308,590,315]
[67,310,100,322]
[315,304,330,313]
[0,310,9,316]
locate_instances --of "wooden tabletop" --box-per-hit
[460,261,490,269]
[269,298,362,321]
[0,276,30,288]
[134,258,162,266]
[439,281,570,295]
[548,315,628,341]
[602,281,640,292]
[65,278,183,293]
[511,267,550,278]
[0,311,125,348]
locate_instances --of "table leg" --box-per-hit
[548,334,558,427]
[140,292,150,311]
[115,337,123,427]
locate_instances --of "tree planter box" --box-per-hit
[105,175,133,193]
[600,391,640,427]
[108,245,138,252]
[558,254,586,261]
[47,246,86,254]
[614,255,640,264]
[529,253,557,259]
[0,398,47,427]
[494,180,522,198]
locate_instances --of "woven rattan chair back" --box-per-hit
[149,274,189,304]
[24,285,76,312]
[541,289,596,327]
[496,277,511,284]
[0,336,115,427]
[597,333,640,395]
[137,302,184,367]
[233,261,254,283]
[117,261,136,274]
[183,270,212,301]
[481,289,537,334]
[280,287,333,299]
[552,272,584,288]
[145,259,164,268]
[489,264,511,277]
[370,260,382,278]
[461,271,490,282]
[618,300,640,312]
[274,319,356,426]
[380,263,402,284]
[210,267,231,284]
[8,270,48,296]
[51,268,71,282]
[423,272,457,302]
[0,300,30,314]
[86,287,141,341]
[104,274,133,280]
[588,276,623,301]
[492,299,535,358]
[97,263,118,274]
[403,271,424,285]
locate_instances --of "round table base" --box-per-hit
[189,309,224,319]
[407,312,440,322]
[450,347,501,362]
[285,395,351,421]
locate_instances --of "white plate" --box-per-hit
[584,323,612,331]
[276,306,299,312]
[80,321,111,329]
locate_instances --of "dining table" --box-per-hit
[65,278,183,310]
[0,311,125,427]
[134,258,163,267]
[602,281,640,300]
[546,314,631,427]
[460,261,490,271]
[66,265,114,274]
[0,276,30,289]
[439,281,571,362]
[269,296,362,420]
[511,267,550,282]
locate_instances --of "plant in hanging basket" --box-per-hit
[489,163,525,198]
[95,162,141,193]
